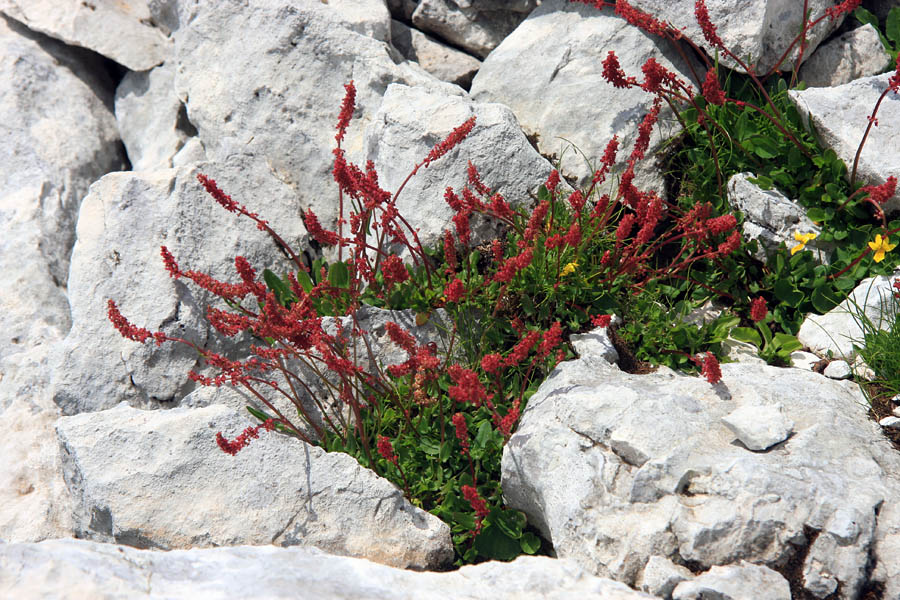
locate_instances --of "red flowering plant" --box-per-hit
[573,0,900,349]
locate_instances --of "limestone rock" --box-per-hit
[470,0,700,191]
[56,403,453,569]
[115,61,197,171]
[0,17,125,364]
[671,562,791,600]
[411,0,538,58]
[727,172,831,264]
[797,270,899,360]
[721,403,794,451]
[0,0,172,71]
[49,165,307,415]
[636,555,693,598]
[364,83,558,254]
[390,19,482,89]
[502,358,900,598]
[629,0,843,74]
[173,0,457,235]
[800,23,892,88]
[0,538,656,600]
[823,359,852,379]
[790,73,900,213]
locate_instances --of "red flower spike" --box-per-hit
[160,246,180,278]
[750,297,768,323]
[197,174,239,213]
[467,161,492,196]
[382,255,410,289]
[545,170,561,194]
[702,69,725,106]
[564,221,582,247]
[717,230,741,255]
[443,231,458,274]
[696,352,722,385]
[452,412,471,455]
[447,364,489,406]
[444,187,463,212]
[538,322,563,359]
[107,300,153,344]
[504,329,541,367]
[444,278,465,303]
[385,321,416,354]
[216,419,276,456]
[481,353,502,374]
[592,314,612,328]
[568,190,585,213]
[377,435,398,464]
[615,0,670,37]
[861,176,898,206]
[461,484,489,520]
[303,208,341,246]
[889,54,900,92]
[694,0,725,49]
[825,0,862,21]
[423,116,476,167]
[704,214,737,236]
[602,51,633,89]
[335,80,356,145]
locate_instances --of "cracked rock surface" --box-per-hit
[501,340,900,598]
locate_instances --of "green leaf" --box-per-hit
[730,327,762,347]
[805,207,833,223]
[887,7,900,44]
[419,437,441,456]
[519,532,541,554]
[473,523,521,561]
[246,405,273,422]
[811,284,842,314]
[328,261,350,289]
[750,136,779,159]
[489,508,526,540]
[297,269,314,293]
[537,184,551,203]
[854,6,879,30]
[773,333,802,353]
[263,268,292,306]
[774,279,804,307]
[439,441,452,462]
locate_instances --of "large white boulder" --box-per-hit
[470,0,699,191]
[502,355,900,598]
[790,73,900,212]
[0,0,172,70]
[0,538,656,600]
[55,403,454,569]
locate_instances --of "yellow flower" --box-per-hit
[790,231,817,255]
[561,261,578,276]
[868,234,896,263]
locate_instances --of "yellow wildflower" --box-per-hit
[561,261,578,276]
[790,231,817,255]
[868,234,896,263]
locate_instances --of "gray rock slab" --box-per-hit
[823,359,852,379]
[0,538,656,600]
[0,17,125,363]
[115,61,197,171]
[390,19,482,89]
[411,0,538,58]
[365,83,558,254]
[721,404,794,451]
[48,165,307,415]
[0,0,172,71]
[671,561,790,600]
[55,403,453,569]
[727,173,830,264]
[790,73,900,212]
[800,23,892,88]
[797,271,899,360]
[501,358,900,598]
[173,0,458,235]
[0,375,73,543]
[636,555,693,598]
[470,0,699,191]
[628,0,843,74]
